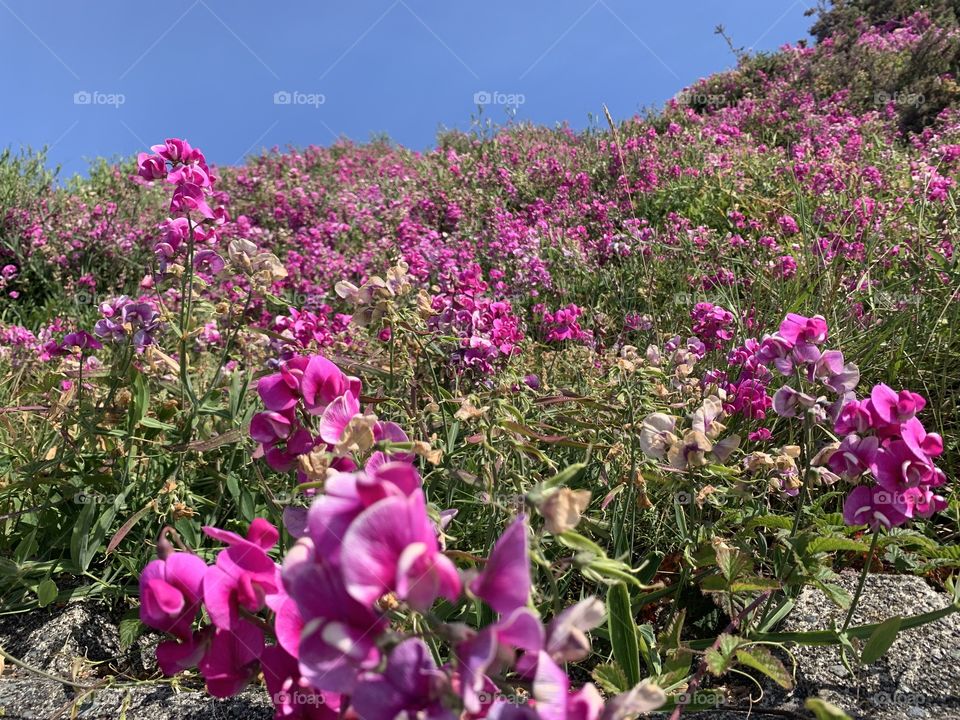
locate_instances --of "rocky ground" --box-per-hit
[0,573,958,719]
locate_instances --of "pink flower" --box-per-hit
[151,138,193,163]
[202,519,281,630]
[137,152,167,181]
[843,484,909,529]
[835,398,873,435]
[261,645,337,719]
[827,434,879,479]
[341,491,461,612]
[170,181,215,219]
[778,313,828,346]
[197,619,265,697]
[469,515,530,614]
[282,539,387,693]
[249,410,314,472]
[867,383,926,429]
[139,552,207,639]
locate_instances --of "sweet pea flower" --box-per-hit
[155,629,210,678]
[282,539,387,693]
[250,410,314,472]
[139,551,208,639]
[843,484,909,529]
[257,355,360,415]
[151,138,193,163]
[534,652,604,720]
[61,331,103,352]
[469,515,531,614]
[835,398,873,435]
[261,645,337,720]
[197,619,265,698]
[341,491,460,612]
[867,383,926,429]
[202,519,281,630]
[351,639,453,720]
[873,440,943,491]
[305,460,421,559]
[827,434,879,479]
[170,181,215,219]
[900,417,944,461]
[778,313,828,346]
[137,152,167,181]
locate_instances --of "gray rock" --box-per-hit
[673,573,960,720]
[0,601,271,719]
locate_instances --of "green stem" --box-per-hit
[841,530,881,633]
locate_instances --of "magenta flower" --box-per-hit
[534,651,604,720]
[873,439,943,492]
[827,434,879,479]
[778,313,828,346]
[318,391,360,445]
[256,355,360,415]
[469,515,530,614]
[170,181,215,220]
[341,491,461,612]
[351,639,453,720]
[306,460,421,559]
[61,330,103,352]
[867,383,926,429]
[202,519,281,630]
[197,619,265,698]
[261,645,337,720]
[139,551,207,639]
[151,138,193,163]
[155,628,210,676]
[835,398,873,435]
[843,484,909,529]
[249,410,314,471]
[137,152,167,181]
[900,417,944,461]
[282,539,387,693]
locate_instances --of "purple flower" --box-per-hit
[351,639,454,720]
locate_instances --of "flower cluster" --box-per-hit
[138,138,227,275]
[93,295,162,350]
[832,384,947,529]
[536,303,593,344]
[690,302,735,351]
[141,355,666,719]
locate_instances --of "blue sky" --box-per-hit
[0,1,812,178]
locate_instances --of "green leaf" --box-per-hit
[119,616,145,652]
[591,663,629,695]
[715,542,751,582]
[139,417,176,431]
[69,500,97,573]
[860,615,902,664]
[557,530,605,558]
[131,371,149,426]
[735,645,794,689]
[746,515,794,531]
[730,577,781,593]
[705,634,742,676]
[808,537,870,554]
[805,698,853,720]
[36,578,58,607]
[607,582,641,686]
